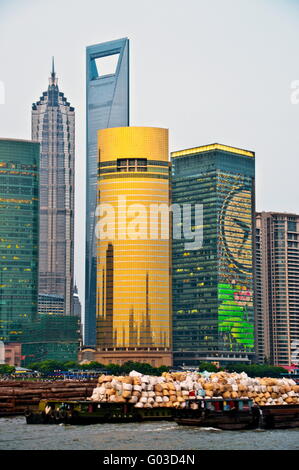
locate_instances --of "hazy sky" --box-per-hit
[0,0,299,316]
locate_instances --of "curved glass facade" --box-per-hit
[95,127,172,366]
[0,139,39,342]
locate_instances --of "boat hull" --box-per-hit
[174,410,256,430]
[25,400,173,425]
[258,405,299,429]
[25,399,299,429]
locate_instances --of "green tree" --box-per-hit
[198,362,219,372]
[157,365,170,374]
[80,361,105,370]
[63,361,80,370]
[225,363,286,378]
[0,364,15,374]
[28,360,64,373]
[105,363,123,376]
[104,361,169,376]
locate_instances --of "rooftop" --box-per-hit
[171,143,254,159]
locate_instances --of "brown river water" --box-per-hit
[0,417,298,450]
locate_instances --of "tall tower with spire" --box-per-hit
[32,59,75,316]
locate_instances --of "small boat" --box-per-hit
[25,399,173,425]
[173,398,257,430]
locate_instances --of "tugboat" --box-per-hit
[25,399,173,425]
[173,398,257,430]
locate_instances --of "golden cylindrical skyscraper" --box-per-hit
[95,127,172,366]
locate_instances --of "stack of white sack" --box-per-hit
[88,370,299,408]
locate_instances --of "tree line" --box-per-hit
[0,361,289,378]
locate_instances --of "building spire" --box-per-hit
[49,56,57,86]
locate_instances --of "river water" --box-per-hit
[0,417,298,450]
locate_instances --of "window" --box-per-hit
[117,158,147,172]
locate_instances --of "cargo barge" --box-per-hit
[25,399,173,425]
[173,398,256,430]
[25,397,299,429]
[174,398,299,430]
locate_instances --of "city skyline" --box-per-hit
[0,0,299,320]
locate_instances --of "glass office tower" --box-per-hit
[171,144,255,366]
[21,314,80,366]
[85,38,129,346]
[95,127,172,366]
[0,139,39,342]
[32,60,75,316]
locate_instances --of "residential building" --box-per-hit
[255,212,299,366]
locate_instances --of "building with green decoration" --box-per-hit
[171,143,255,366]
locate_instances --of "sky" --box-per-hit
[0,0,299,317]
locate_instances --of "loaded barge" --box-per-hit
[25,397,299,429]
[173,398,299,430]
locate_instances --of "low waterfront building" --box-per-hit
[4,343,22,367]
[21,314,81,366]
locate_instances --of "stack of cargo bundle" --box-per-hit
[88,371,299,408]
[0,380,97,415]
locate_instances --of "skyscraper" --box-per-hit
[171,144,255,366]
[85,38,129,346]
[32,60,75,316]
[95,127,172,366]
[255,212,299,366]
[0,138,39,342]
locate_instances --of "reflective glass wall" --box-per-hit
[0,139,39,342]
[85,38,129,346]
[171,144,255,366]
[95,127,172,367]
